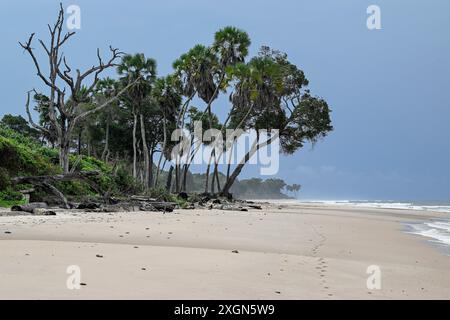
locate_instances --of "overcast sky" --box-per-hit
[1,0,449,201]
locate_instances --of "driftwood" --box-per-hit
[11,171,101,209]
[10,202,55,215]
[11,202,48,213]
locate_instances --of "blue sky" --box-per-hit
[1,0,449,201]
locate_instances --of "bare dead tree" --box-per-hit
[20,3,138,173]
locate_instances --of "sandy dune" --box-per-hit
[0,203,449,299]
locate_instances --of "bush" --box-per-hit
[0,167,11,191]
[0,125,138,204]
[0,188,24,207]
[114,165,141,194]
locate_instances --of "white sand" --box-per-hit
[0,202,449,299]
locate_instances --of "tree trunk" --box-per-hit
[175,164,180,193]
[181,164,188,192]
[154,111,167,188]
[204,151,213,193]
[210,154,216,194]
[59,135,70,174]
[149,149,154,188]
[102,118,110,161]
[166,165,174,192]
[77,131,82,155]
[214,162,221,192]
[221,133,278,196]
[139,113,150,190]
[132,112,138,179]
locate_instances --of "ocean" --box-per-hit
[297,200,450,254]
[297,199,450,213]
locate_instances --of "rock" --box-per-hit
[77,201,101,210]
[248,205,262,210]
[232,250,239,254]
[11,202,48,213]
[178,192,188,200]
[32,208,56,216]
[139,203,157,211]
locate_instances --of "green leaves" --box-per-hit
[173,44,218,103]
[213,26,251,68]
[225,46,332,154]
[117,53,157,103]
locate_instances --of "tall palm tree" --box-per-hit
[213,26,251,69]
[118,53,157,189]
[152,75,182,188]
[205,27,251,193]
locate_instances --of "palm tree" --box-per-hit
[213,26,251,68]
[204,27,251,193]
[95,77,119,162]
[152,75,182,188]
[172,45,218,192]
[118,53,157,189]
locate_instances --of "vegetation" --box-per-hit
[0,4,333,206]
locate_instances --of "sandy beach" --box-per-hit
[0,202,449,300]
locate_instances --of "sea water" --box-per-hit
[297,199,450,213]
[405,220,450,255]
[297,199,450,254]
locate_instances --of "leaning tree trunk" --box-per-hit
[221,136,260,196]
[214,161,221,192]
[221,132,279,196]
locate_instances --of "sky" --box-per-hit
[0,0,449,201]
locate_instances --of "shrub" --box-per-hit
[0,167,11,191]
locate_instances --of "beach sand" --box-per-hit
[0,202,449,299]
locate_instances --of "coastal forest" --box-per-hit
[0,4,332,208]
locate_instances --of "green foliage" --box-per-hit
[0,188,24,207]
[0,167,11,190]
[0,125,138,205]
[0,126,57,176]
[0,114,40,140]
[114,165,141,194]
[231,178,291,199]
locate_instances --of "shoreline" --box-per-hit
[0,202,449,299]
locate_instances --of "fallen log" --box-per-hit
[130,195,158,201]
[11,171,102,208]
[11,171,100,185]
